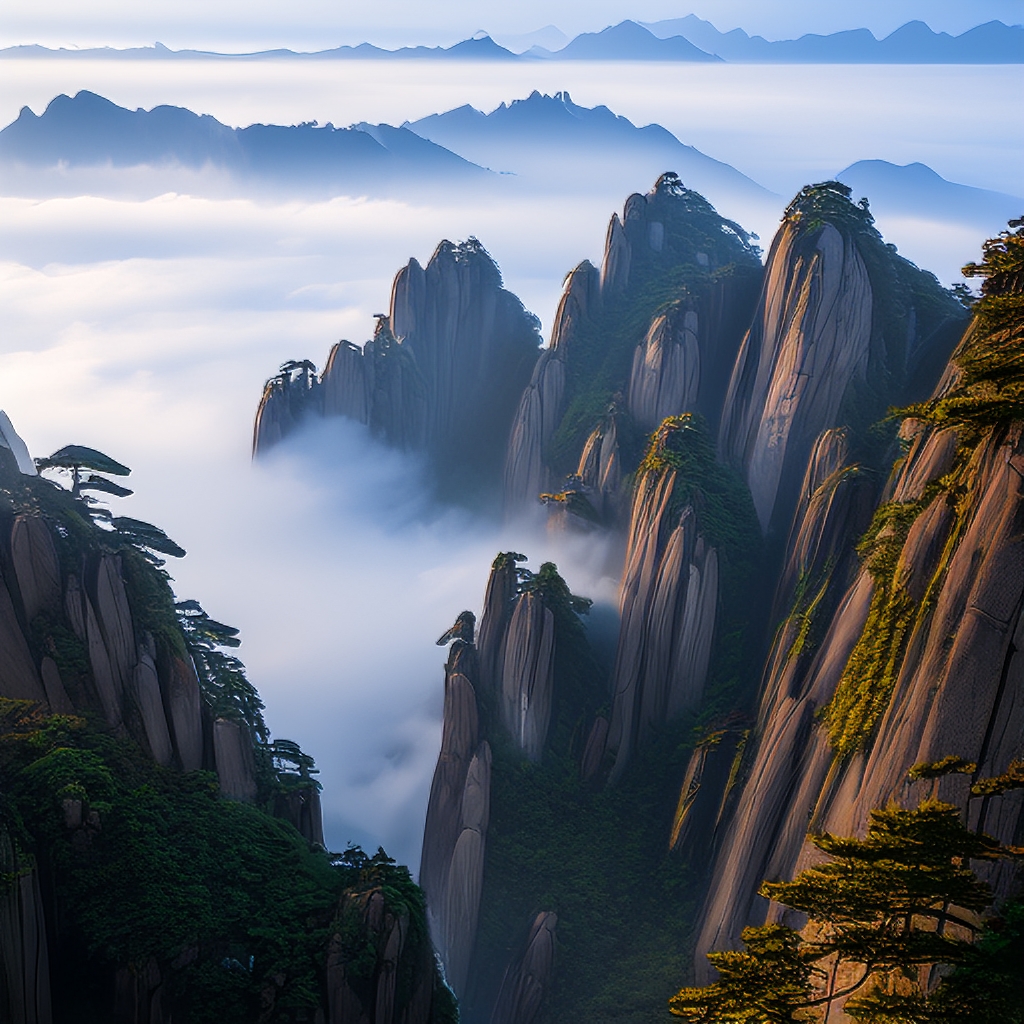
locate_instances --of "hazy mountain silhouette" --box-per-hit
[0,34,520,62]
[406,90,770,202]
[4,21,1018,63]
[0,91,488,191]
[528,21,718,61]
[836,159,1024,227]
[642,16,1023,62]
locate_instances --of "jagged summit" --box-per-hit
[0,90,488,192]
[407,94,772,199]
[504,172,764,518]
[253,237,542,506]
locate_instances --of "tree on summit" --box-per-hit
[36,443,132,498]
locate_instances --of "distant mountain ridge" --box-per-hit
[835,159,1024,227]
[0,90,487,188]
[529,21,718,61]
[0,34,521,61]
[406,90,773,205]
[641,15,1023,62]
[3,18,1020,63]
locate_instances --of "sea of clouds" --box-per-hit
[0,58,1021,867]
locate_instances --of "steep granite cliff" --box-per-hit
[695,217,1024,985]
[719,181,966,538]
[504,173,763,520]
[254,238,542,504]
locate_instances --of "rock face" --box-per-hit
[718,218,873,535]
[419,622,490,998]
[499,593,555,761]
[254,238,542,503]
[697,330,1022,977]
[718,183,966,540]
[212,717,259,802]
[503,176,763,517]
[628,307,701,432]
[420,554,595,1019]
[607,456,718,779]
[0,825,52,1024]
[503,261,600,511]
[488,912,558,1024]
[325,885,453,1024]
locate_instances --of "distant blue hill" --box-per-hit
[836,160,1023,227]
[0,91,488,189]
[0,35,521,61]
[530,21,718,61]
[4,21,1018,63]
[642,16,1023,63]
[406,90,772,204]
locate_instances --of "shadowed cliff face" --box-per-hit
[419,555,602,1022]
[607,433,718,778]
[254,238,542,507]
[503,173,763,520]
[696,221,1024,980]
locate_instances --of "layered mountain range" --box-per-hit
[0,90,486,193]
[4,19,1021,63]
[249,173,1023,1021]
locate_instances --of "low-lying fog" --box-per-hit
[1,58,1020,868]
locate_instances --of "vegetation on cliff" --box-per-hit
[548,174,763,474]
[905,216,1024,437]
[0,446,451,1023]
[821,216,1024,757]
[671,767,1024,1024]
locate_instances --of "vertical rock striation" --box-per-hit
[254,239,542,503]
[504,261,600,511]
[697,236,1023,979]
[628,307,701,432]
[718,218,872,535]
[419,616,491,998]
[488,912,558,1024]
[607,443,719,779]
[718,181,966,539]
[504,174,763,517]
[499,593,555,761]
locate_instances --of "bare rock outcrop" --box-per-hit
[10,515,61,622]
[255,238,542,503]
[0,570,46,703]
[477,554,520,694]
[719,218,872,536]
[499,593,556,761]
[441,741,491,995]
[164,656,204,772]
[419,621,490,998]
[504,261,599,511]
[132,645,173,767]
[628,307,701,432]
[607,440,719,779]
[489,911,558,1024]
[770,427,876,625]
[212,717,258,802]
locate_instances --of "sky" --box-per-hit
[1,0,1021,50]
